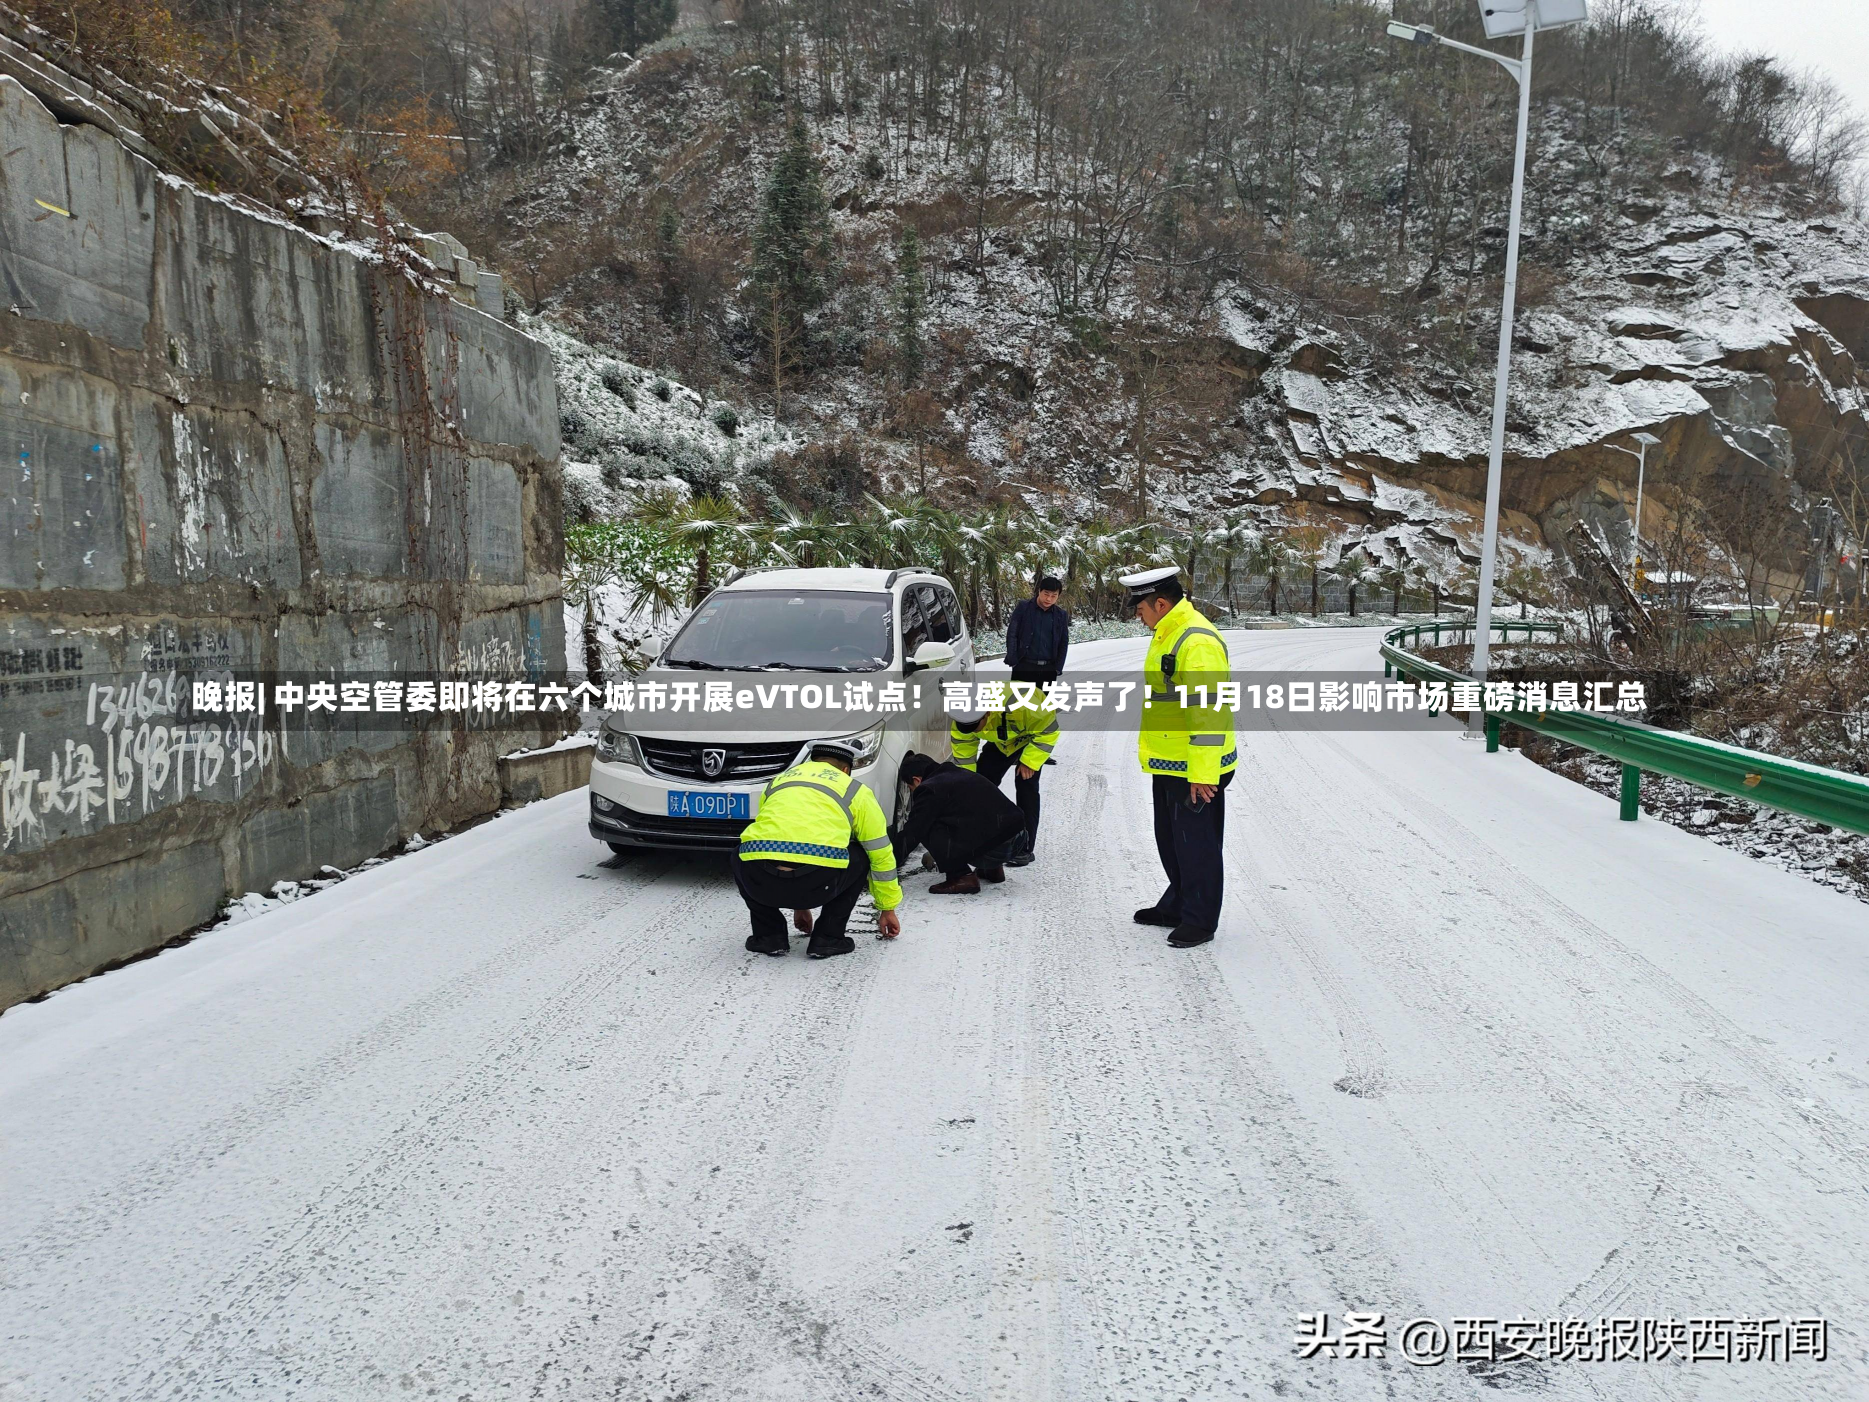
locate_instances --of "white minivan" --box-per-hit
[588,566,975,853]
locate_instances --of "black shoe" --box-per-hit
[807,935,857,960]
[976,865,1007,884]
[929,873,982,894]
[1005,849,1035,868]
[1167,925,1214,948]
[1133,906,1178,927]
[746,932,789,956]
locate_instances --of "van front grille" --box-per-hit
[636,738,804,783]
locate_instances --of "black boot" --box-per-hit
[1005,848,1035,868]
[807,934,857,959]
[1167,925,1214,948]
[746,931,790,956]
[1133,906,1178,927]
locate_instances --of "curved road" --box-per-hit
[3,628,1865,1400]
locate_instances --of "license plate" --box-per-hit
[667,790,749,820]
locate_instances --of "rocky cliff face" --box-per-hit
[1202,197,1869,590]
[488,38,1869,591]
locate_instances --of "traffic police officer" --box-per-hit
[733,739,903,959]
[949,691,1058,865]
[1120,566,1237,948]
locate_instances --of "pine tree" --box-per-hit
[654,205,684,325]
[586,0,676,60]
[894,225,926,385]
[747,116,834,414]
[547,13,577,95]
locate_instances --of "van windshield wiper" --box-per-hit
[724,661,879,672]
[664,658,726,670]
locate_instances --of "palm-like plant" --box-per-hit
[1283,525,1334,617]
[955,519,992,629]
[1182,518,1240,614]
[889,497,968,591]
[1239,527,1282,615]
[983,505,1034,625]
[1328,546,1382,618]
[563,522,623,687]
[1213,515,1262,617]
[1070,515,1133,619]
[564,519,688,682]
[638,490,755,606]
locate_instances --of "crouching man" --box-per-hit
[734,739,903,959]
[893,751,1030,895]
[949,693,1057,868]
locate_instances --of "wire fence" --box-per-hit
[1187,565,1459,620]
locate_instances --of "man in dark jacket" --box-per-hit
[893,752,1029,895]
[1003,576,1070,684]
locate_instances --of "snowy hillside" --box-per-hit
[531,315,802,521]
[487,26,1869,602]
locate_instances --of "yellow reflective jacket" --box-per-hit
[737,760,902,910]
[951,697,1059,773]
[1139,598,1237,784]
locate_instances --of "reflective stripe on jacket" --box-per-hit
[950,700,1059,773]
[737,760,903,910]
[1139,598,1238,785]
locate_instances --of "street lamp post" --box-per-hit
[1388,1,1587,724]
[1604,430,1661,571]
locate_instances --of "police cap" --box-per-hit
[1119,565,1183,604]
[808,737,864,766]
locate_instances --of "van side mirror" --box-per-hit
[905,640,955,675]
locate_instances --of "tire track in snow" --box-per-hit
[1318,729,1869,1198]
[7,851,685,1280]
[104,866,733,1401]
[138,874,905,1400]
[462,901,963,1402]
[998,721,1483,1401]
[1222,720,1863,1397]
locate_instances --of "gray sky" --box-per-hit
[1687,0,1869,129]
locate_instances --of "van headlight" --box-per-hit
[597,727,641,767]
[817,722,886,768]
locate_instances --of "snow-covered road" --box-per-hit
[4,628,1866,1401]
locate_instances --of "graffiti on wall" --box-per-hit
[1,625,276,855]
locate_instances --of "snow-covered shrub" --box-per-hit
[601,366,636,407]
[526,316,800,519]
[756,435,871,509]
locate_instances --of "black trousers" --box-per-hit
[975,744,1041,854]
[1150,771,1233,933]
[734,841,868,944]
[924,825,1029,882]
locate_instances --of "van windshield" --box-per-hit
[661,590,894,672]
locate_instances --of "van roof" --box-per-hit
[719,567,908,592]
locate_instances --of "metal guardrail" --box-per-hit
[1381,620,1869,835]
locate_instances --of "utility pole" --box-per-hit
[1387,1,1588,731]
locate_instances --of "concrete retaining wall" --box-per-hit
[499,737,595,808]
[0,77,565,1007]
